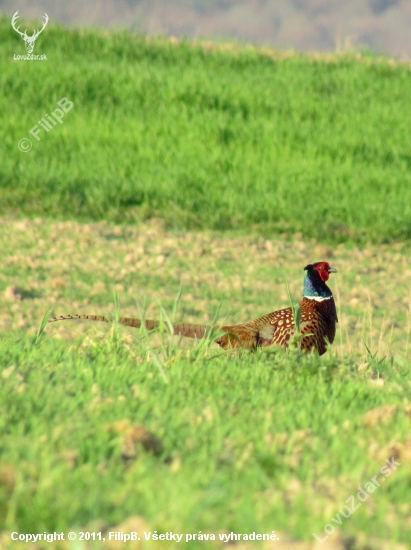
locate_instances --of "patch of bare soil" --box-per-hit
[0,217,410,359]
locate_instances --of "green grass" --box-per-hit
[2,16,411,548]
[1,328,410,547]
[2,17,411,243]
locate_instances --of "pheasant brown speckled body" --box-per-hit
[49,261,338,356]
[214,262,337,355]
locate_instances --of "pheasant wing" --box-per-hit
[216,307,295,349]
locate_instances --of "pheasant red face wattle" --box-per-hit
[306,262,338,282]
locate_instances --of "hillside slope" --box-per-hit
[2,19,411,243]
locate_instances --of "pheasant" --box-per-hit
[48,262,338,355]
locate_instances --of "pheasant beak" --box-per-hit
[328,266,338,273]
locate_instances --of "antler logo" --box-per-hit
[11,11,49,54]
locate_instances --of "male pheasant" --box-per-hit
[49,262,337,355]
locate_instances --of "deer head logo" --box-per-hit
[11,11,49,54]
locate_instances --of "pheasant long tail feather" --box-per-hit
[173,323,211,339]
[48,315,210,339]
[121,319,211,339]
[49,314,111,324]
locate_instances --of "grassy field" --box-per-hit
[2,17,411,243]
[0,217,411,549]
[1,15,411,550]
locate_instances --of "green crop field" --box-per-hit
[1,15,411,550]
[2,17,411,243]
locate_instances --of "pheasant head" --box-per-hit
[303,261,337,299]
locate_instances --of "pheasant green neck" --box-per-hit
[303,272,332,299]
